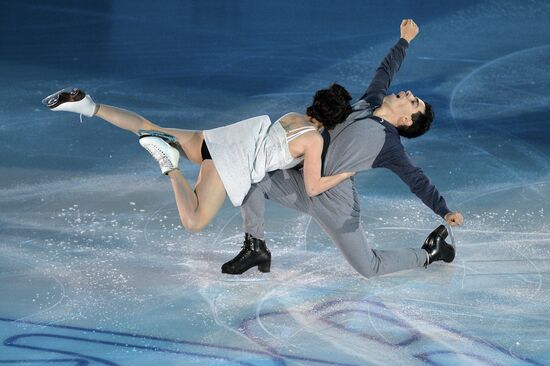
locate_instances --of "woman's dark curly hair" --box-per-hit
[306,83,352,130]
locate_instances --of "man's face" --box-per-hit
[383,90,426,124]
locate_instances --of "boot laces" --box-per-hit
[234,241,253,261]
[144,144,174,169]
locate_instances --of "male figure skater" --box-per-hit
[222,19,464,277]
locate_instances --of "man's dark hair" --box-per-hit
[306,83,352,130]
[397,101,434,139]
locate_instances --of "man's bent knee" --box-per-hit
[355,268,378,279]
[346,253,381,279]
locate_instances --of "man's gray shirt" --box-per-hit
[320,38,450,218]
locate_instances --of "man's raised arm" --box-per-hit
[360,19,419,106]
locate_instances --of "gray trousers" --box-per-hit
[240,169,427,278]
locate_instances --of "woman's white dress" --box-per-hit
[203,113,315,206]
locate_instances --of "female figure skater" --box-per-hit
[43,84,354,232]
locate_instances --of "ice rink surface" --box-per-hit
[1,0,549,364]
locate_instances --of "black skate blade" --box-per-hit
[221,275,270,282]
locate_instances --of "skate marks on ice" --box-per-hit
[188,201,548,365]
[0,298,545,365]
[2,172,549,364]
[1,219,546,366]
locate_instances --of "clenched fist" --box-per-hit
[444,211,464,227]
[400,19,419,43]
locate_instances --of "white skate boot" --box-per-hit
[139,136,180,175]
[42,88,97,118]
[138,129,183,153]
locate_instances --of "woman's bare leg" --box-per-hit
[95,104,204,164]
[95,104,225,231]
[167,160,227,232]
[160,127,205,164]
[95,104,151,134]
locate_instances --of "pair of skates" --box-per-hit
[222,224,455,275]
[43,88,181,175]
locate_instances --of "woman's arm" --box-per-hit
[302,133,355,197]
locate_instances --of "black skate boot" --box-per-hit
[221,233,271,274]
[422,225,455,266]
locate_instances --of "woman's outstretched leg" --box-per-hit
[167,160,227,232]
[95,104,153,135]
[95,104,205,164]
[44,88,205,163]
[45,88,225,231]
